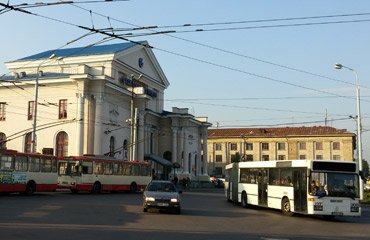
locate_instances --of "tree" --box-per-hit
[362,160,369,180]
[231,152,241,163]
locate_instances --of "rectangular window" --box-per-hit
[262,155,269,161]
[299,155,306,160]
[246,143,253,151]
[0,102,6,121]
[29,157,40,172]
[316,155,323,160]
[277,142,286,151]
[59,99,68,119]
[278,155,286,160]
[215,143,222,151]
[262,143,269,150]
[215,155,223,162]
[230,143,237,151]
[316,142,323,150]
[28,101,34,120]
[299,142,306,150]
[333,142,340,150]
[333,155,341,160]
[246,154,253,161]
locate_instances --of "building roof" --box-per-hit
[15,42,142,61]
[208,126,354,138]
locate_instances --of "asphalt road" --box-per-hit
[0,188,370,240]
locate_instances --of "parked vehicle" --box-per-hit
[143,180,182,214]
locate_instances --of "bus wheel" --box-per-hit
[130,182,137,193]
[91,182,101,194]
[281,197,293,216]
[241,192,248,208]
[24,181,36,196]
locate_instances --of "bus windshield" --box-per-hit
[59,161,82,176]
[310,172,359,198]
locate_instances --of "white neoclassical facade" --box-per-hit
[0,41,211,181]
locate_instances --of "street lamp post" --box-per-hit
[31,54,60,153]
[334,63,363,200]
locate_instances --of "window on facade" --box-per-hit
[246,143,253,151]
[261,143,269,150]
[230,143,237,151]
[277,142,286,151]
[316,155,323,160]
[333,142,340,150]
[56,131,68,156]
[215,143,222,151]
[24,132,32,153]
[278,155,286,160]
[0,102,6,121]
[262,155,269,161]
[333,155,341,160]
[0,133,6,149]
[316,142,323,150]
[28,101,34,120]
[215,155,223,162]
[109,136,115,157]
[246,154,253,161]
[299,142,306,150]
[299,155,306,160]
[59,99,67,119]
[214,167,223,175]
[123,139,129,159]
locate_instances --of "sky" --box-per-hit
[1,0,370,162]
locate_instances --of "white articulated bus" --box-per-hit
[225,160,361,217]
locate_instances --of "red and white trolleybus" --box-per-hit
[0,149,59,195]
[58,155,152,193]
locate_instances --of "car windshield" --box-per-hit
[310,171,359,198]
[147,182,176,192]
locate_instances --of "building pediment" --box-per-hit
[113,42,169,89]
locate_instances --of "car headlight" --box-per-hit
[170,198,179,203]
[145,197,155,202]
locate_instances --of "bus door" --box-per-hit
[293,168,307,213]
[258,169,268,206]
[230,163,239,202]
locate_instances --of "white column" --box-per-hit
[172,128,178,163]
[202,128,209,175]
[76,93,84,155]
[93,95,103,155]
[183,130,189,174]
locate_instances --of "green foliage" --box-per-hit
[231,152,241,163]
[362,160,369,179]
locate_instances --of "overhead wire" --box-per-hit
[1,4,370,122]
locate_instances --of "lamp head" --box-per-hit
[334,63,343,69]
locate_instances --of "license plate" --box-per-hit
[157,203,169,207]
[331,212,344,216]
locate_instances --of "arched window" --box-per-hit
[24,132,32,153]
[0,132,6,149]
[123,139,128,160]
[56,131,68,156]
[109,136,115,157]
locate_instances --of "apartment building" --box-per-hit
[207,126,355,176]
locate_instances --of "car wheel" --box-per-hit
[174,207,181,214]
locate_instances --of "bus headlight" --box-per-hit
[314,202,323,211]
[351,203,360,212]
